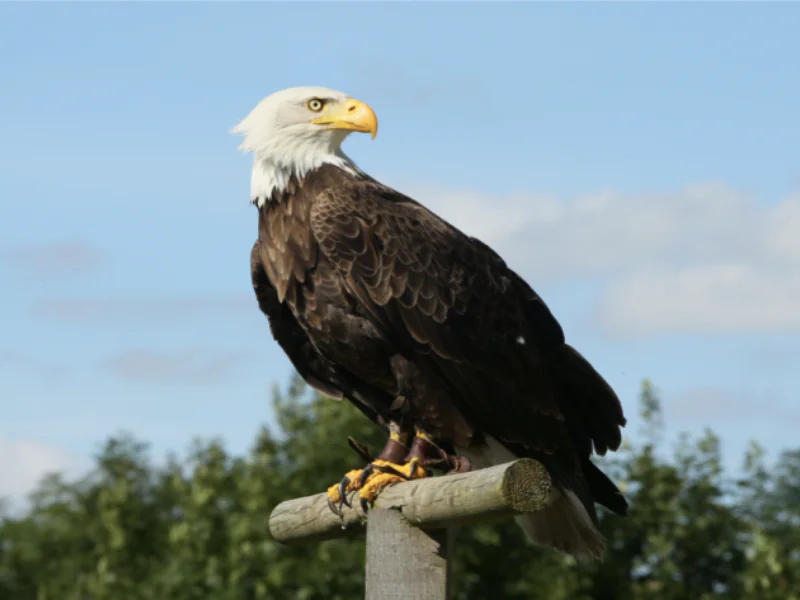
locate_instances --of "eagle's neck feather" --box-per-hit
[248,132,360,208]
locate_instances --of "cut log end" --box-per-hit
[501,458,552,513]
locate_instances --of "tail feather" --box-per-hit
[459,436,608,560]
[514,489,606,560]
[454,341,627,559]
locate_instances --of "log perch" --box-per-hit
[269,458,553,545]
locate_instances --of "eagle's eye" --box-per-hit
[306,98,325,112]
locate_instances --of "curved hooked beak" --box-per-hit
[311,98,378,139]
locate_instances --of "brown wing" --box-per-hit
[310,180,625,465]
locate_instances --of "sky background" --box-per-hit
[1,3,799,506]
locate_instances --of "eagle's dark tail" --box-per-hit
[460,344,628,559]
[493,344,628,559]
[462,436,609,560]
[508,453,626,560]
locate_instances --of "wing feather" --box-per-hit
[310,183,590,459]
[250,239,343,400]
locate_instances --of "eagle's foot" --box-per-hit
[325,458,429,515]
[356,458,429,511]
[326,433,413,516]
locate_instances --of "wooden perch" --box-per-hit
[269,458,553,545]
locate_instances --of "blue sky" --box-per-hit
[1,3,799,502]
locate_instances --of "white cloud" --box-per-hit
[31,295,252,324]
[0,436,86,508]
[597,264,800,336]
[406,182,800,337]
[99,348,251,384]
[666,386,800,428]
[2,240,105,277]
[764,194,800,261]
[595,191,800,337]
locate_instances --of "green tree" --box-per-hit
[737,444,800,599]
[0,377,797,599]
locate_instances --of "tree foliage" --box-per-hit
[1,376,798,599]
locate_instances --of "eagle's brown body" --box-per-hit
[250,164,628,552]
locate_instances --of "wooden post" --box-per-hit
[365,509,451,600]
[268,459,553,599]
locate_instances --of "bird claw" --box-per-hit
[327,495,340,517]
[326,467,363,516]
[338,477,352,511]
[358,463,375,488]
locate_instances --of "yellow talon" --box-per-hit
[358,459,429,505]
[325,459,430,510]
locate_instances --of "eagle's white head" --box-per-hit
[231,86,378,206]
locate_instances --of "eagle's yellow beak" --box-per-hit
[312,99,378,139]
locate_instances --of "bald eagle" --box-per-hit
[233,86,627,558]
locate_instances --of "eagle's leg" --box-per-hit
[326,421,415,515]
